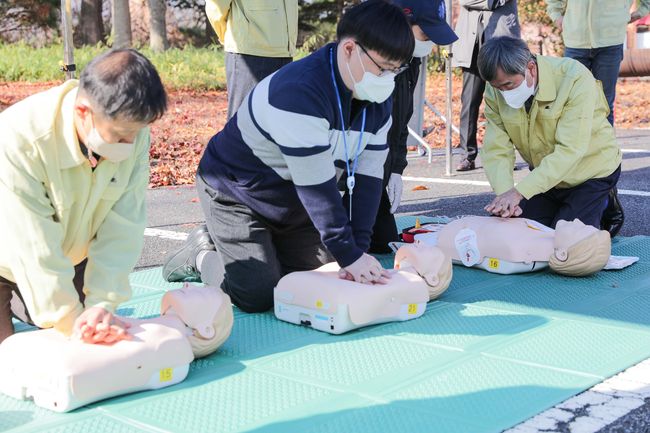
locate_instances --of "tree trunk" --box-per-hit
[112,0,132,48]
[148,0,169,52]
[79,0,104,45]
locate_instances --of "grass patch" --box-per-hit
[0,43,226,90]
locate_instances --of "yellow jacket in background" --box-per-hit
[205,0,298,57]
[546,0,650,48]
[0,81,150,334]
[480,55,622,200]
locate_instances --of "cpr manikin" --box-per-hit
[0,284,234,412]
[416,216,610,276]
[274,243,452,334]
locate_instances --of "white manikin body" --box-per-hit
[416,216,555,274]
[0,284,233,412]
[274,244,451,334]
[0,316,193,412]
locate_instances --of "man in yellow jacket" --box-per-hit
[476,37,622,232]
[546,0,649,126]
[0,49,167,344]
[205,0,298,119]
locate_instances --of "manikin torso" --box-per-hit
[0,284,233,412]
[435,216,555,264]
[274,243,452,334]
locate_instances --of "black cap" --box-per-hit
[394,0,458,45]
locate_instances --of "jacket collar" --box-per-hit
[534,55,557,102]
[58,85,89,169]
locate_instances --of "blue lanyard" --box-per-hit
[330,47,366,220]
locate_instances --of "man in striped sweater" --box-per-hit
[163,0,415,313]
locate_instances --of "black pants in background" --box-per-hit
[368,189,399,254]
[459,44,485,163]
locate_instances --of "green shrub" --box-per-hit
[0,42,226,90]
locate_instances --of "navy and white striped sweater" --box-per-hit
[199,43,392,267]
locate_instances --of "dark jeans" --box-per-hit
[225,52,292,120]
[368,188,399,254]
[564,44,624,126]
[459,45,485,162]
[0,260,87,344]
[520,165,621,229]
[196,174,332,313]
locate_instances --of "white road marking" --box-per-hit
[403,176,650,197]
[506,358,650,433]
[144,228,188,241]
[621,148,650,154]
[402,175,491,186]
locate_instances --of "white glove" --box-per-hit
[386,173,403,214]
[339,253,390,285]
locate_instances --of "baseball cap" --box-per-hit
[394,0,458,45]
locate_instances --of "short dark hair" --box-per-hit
[79,49,167,123]
[337,0,414,65]
[477,36,532,82]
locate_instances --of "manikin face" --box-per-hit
[394,242,446,286]
[553,219,599,261]
[161,284,226,339]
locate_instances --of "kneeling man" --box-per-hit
[477,36,622,234]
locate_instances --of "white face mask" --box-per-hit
[346,45,396,103]
[413,39,435,58]
[87,116,134,163]
[499,69,535,109]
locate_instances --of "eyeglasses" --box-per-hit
[356,42,410,76]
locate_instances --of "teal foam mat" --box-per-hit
[3,217,650,433]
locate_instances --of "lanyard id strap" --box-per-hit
[330,47,366,221]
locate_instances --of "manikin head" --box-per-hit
[394,243,452,300]
[549,219,611,277]
[160,284,234,358]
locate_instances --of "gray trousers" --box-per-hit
[196,174,331,313]
[0,260,87,344]
[459,44,485,162]
[225,52,292,119]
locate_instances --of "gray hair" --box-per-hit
[477,36,533,82]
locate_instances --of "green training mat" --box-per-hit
[3,215,650,433]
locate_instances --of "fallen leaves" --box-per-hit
[1,77,648,189]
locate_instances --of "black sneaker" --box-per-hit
[162,225,216,282]
[601,187,624,237]
[456,158,476,172]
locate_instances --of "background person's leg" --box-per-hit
[590,44,624,125]
[563,47,593,70]
[457,45,485,171]
[225,53,291,120]
[369,189,399,254]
